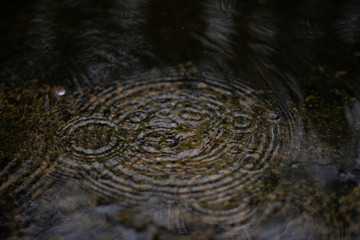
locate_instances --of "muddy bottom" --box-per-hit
[0,66,356,239]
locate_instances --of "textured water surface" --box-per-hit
[1,0,360,239]
[0,67,347,239]
[56,69,301,223]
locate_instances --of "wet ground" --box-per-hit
[1,0,360,239]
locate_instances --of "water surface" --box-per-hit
[1,0,360,239]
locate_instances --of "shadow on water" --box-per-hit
[1,0,360,239]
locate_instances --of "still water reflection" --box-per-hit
[1,0,360,239]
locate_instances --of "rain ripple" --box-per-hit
[56,68,302,226]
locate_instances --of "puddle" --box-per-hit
[1,0,360,239]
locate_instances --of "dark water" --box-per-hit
[1,0,360,239]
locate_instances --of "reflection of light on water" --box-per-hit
[211,183,345,240]
[56,68,303,229]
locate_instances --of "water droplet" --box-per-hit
[56,89,66,96]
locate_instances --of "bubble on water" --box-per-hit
[56,89,66,96]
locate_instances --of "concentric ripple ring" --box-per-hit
[56,68,302,224]
[58,116,119,157]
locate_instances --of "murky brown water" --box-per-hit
[1,0,360,239]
